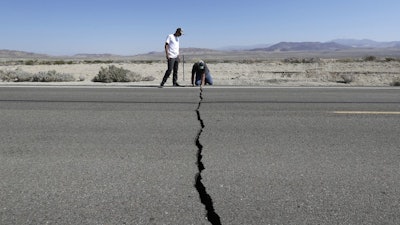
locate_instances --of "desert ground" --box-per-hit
[1,60,399,86]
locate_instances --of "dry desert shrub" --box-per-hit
[283,57,321,63]
[0,69,31,81]
[32,70,75,82]
[340,74,354,84]
[141,76,156,81]
[391,77,400,86]
[363,55,377,62]
[0,69,74,82]
[78,75,86,81]
[92,65,155,83]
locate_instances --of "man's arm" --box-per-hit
[201,73,206,86]
[191,65,196,86]
[164,43,169,60]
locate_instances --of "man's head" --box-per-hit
[175,28,183,37]
[198,60,205,69]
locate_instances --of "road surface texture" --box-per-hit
[1,86,399,225]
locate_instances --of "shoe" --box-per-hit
[173,83,181,87]
[159,82,164,88]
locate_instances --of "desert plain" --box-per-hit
[1,50,400,86]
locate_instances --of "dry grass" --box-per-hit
[1,55,400,86]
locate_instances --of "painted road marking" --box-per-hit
[333,111,400,115]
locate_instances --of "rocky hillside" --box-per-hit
[250,42,351,52]
[0,49,49,58]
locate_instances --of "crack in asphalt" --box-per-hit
[194,87,222,225]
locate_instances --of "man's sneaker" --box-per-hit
[173,83,181,87]
[159,82,164,88]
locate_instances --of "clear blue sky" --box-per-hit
[1,0,399,55]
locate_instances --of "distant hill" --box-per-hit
[250,42,351,52]
[0,49,49,58]
[180,48,222,54]
[219,44,273,51]
[0,50,128,60]
[332,39,400,48]
[72,53,123,59]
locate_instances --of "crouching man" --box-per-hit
[191,60,213,87]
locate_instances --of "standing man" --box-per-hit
[160,28,183,87]
[192,60,213,87]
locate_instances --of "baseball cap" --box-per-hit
[199,60,204,69]
[176,28,184,35]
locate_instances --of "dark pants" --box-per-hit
[161,57,179,85]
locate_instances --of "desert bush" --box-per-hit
[363,55,376,62]
[283,57,320,63]
[93,65,131,82]
[53,60,66,65]
[0,69,32,81]
[385,57,395,62]
[141,76,156,81]
[40,60,75,65]
[0,69,74,82]
[283,57,301,63]
[31,70,75,82]
[385,57,400,62]
[336,58,357,63]
[127,71,143,82]
[78,75,86,81]
[84,60,114,64]
[92,65,155,83]
[39,60,53,65]
[132,60,158,64]
[340,74,353,84]
[24,60,37,65]
[391,77,400,86]
[93,65,147,83]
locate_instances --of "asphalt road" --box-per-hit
[1,86,400,225]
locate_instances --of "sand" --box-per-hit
[1,60,400,86]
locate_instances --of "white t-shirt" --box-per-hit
[165,34,180,58]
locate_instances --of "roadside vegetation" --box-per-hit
[1,65,156,83]
[0,59,165,66]
[0,59,115,66]
[92,65,155,83]
[391,77,400,86]
[1,55,400,66]
[1,56,399,85]
[0,70,75,82]
[336,56,400,63]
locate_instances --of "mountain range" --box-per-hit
[0,49,49,58]
[226,39,400,51]
[249,42,350,51]
[1,39,400,58]
[332,39,400,48]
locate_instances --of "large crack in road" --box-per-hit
[194,87,222,225]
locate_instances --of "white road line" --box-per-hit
[333,111,400,115]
